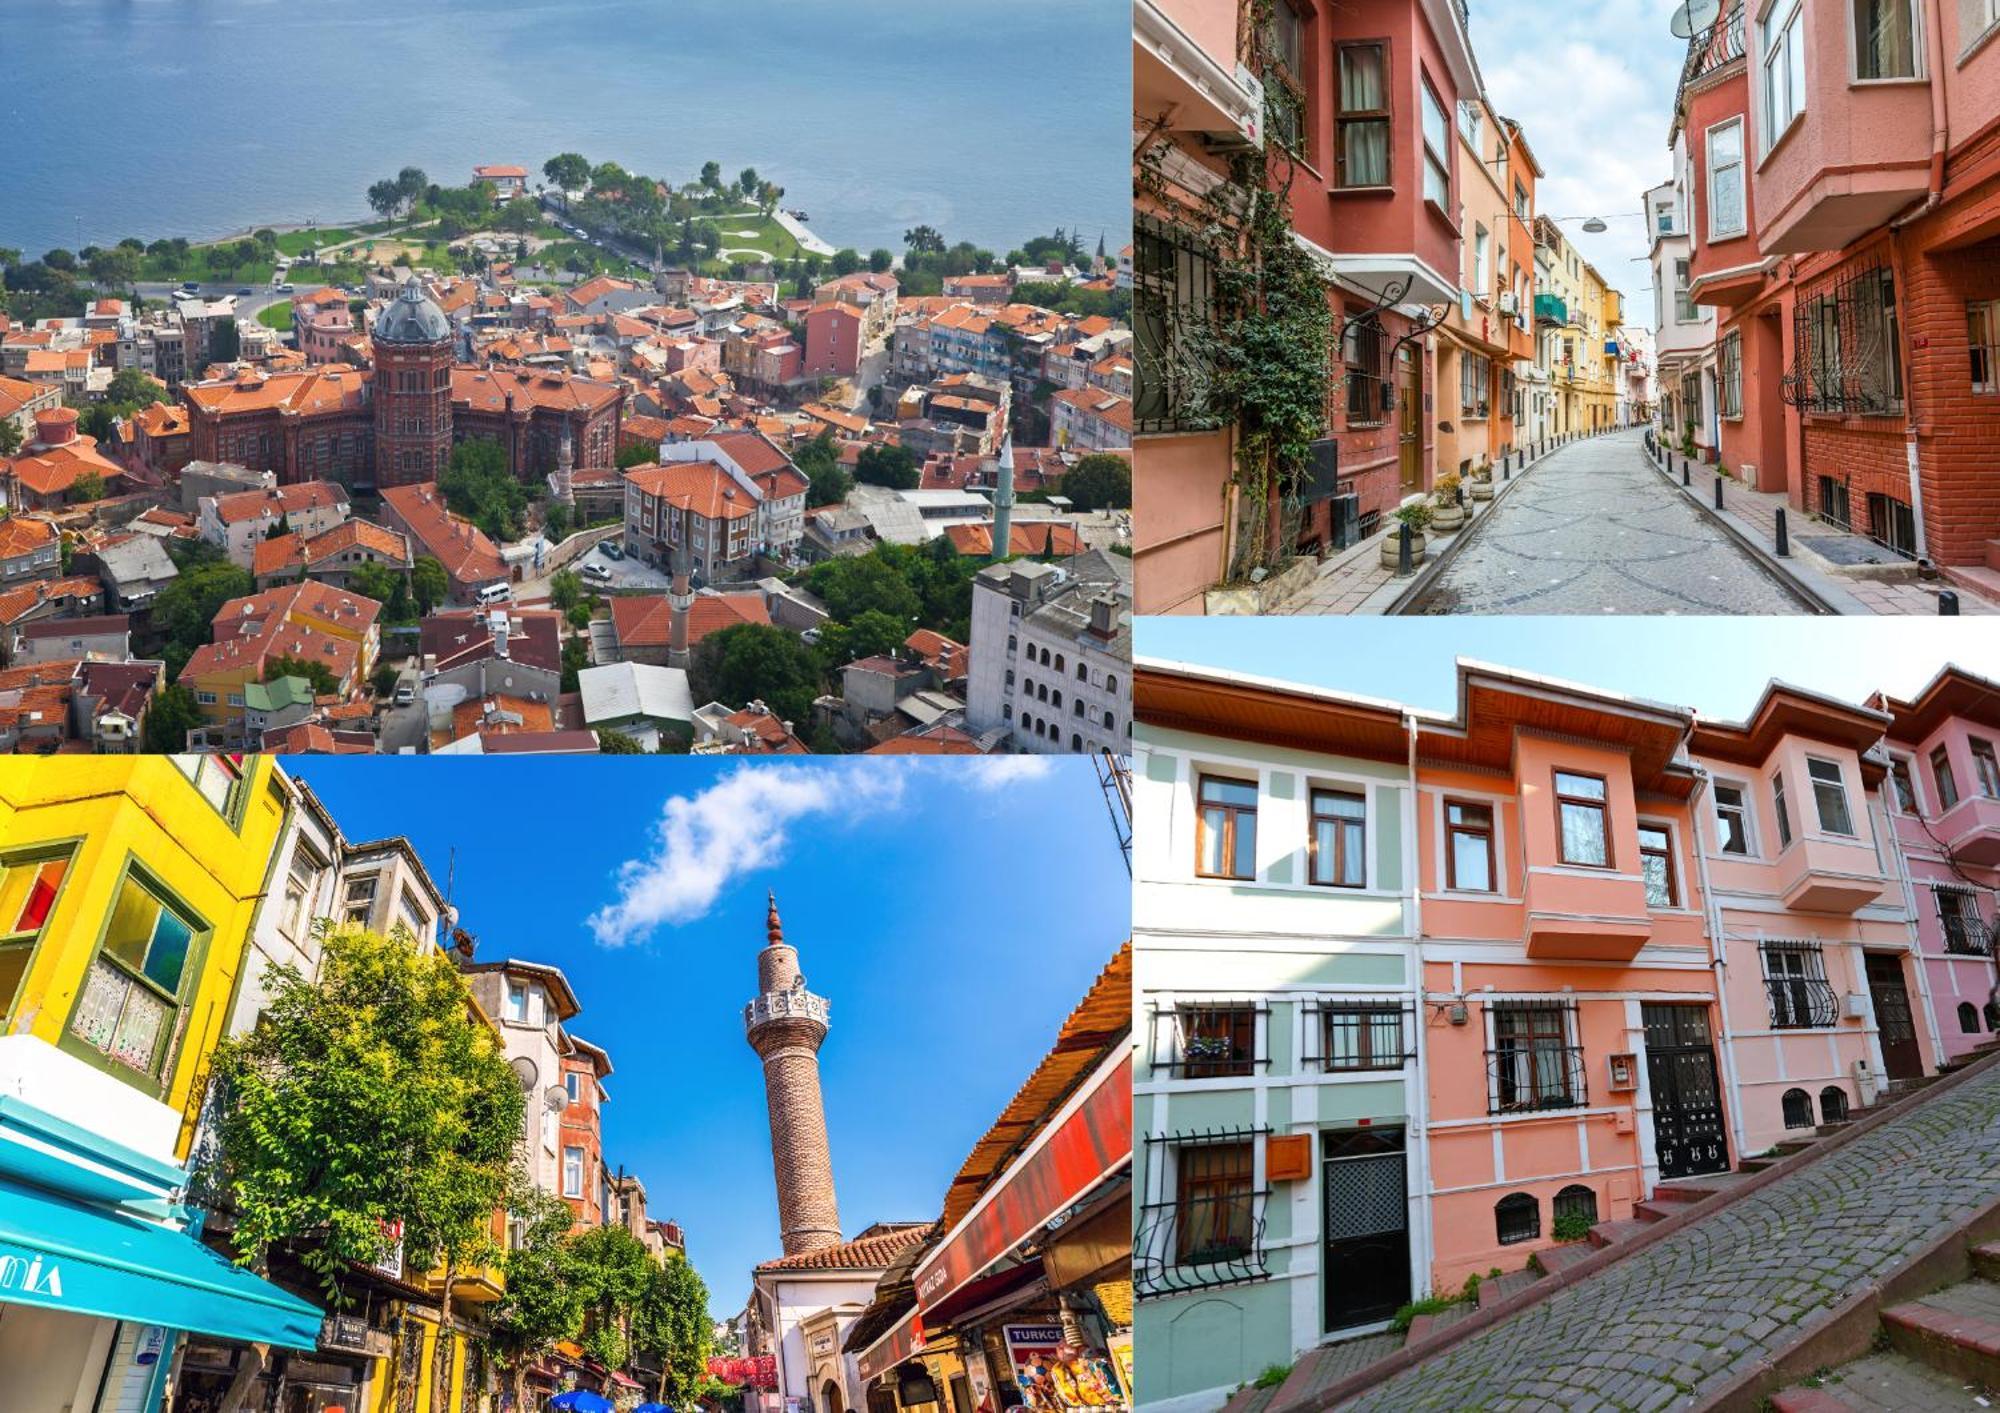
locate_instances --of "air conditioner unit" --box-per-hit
[1498,292,1519,316]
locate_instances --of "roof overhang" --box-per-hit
[1136,657,1415,763]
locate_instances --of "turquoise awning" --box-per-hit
[0,1175,323,1349]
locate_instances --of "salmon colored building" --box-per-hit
[1413,665,1722,1288]
[1870,667,2000,1063]
[1687,683,1938,1158]
[1669,0,2000,582]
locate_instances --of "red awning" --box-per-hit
[912,1051,1129,1316]
[924,1259,1044,1329]
[855,1309,922,1384]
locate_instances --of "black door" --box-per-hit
[1322,1126,1410,1332]
[1642,1004,1730,1179]
[1865,953,1924,1080]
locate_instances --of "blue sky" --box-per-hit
[293,756,1130,1315]
[1469,0,1693,312]
[1136,619,2000,722]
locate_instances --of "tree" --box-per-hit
[367,180,403,221]
[207,923,524,1299]
[560,635,589,693]
[596,726,645,754]
[616,440,659,470]
[868,248,894,274]
[104,366,167,411]
[1062,452,1132,511]
[141,684,203,752]
[803,549,921,624]
[855,443,919,491]
[210,320,240,364]
[737,167,759,197]
[371,663,399,698]
[411,555,449,615]
[548,568,583,612]
[793,433,851,508]
[633,1253,715,1404]
[347,561,412,622]
[543,153,590,208]
[396,166,430,213]
[489,1183,588,1407]
[700,161,722,190]
[568,1223,657,1370]
[440,438,530,541]
[689,623,822,729]
[0,422,20,457]
[155,560,254,680]
[830,248,861,277]
[263,655,342,697]
[903,225,945,255]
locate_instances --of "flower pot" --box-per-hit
[1380,527,1427,568]
[1431,502,1465,531]
[1470,479,1494,502]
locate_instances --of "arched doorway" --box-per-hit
[822,1379,845,1413]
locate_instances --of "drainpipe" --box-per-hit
[1404,710,1436,1298]
[1885,793,1947,1069]
[1883,0,1950,561]
[1688,763,1751,1164]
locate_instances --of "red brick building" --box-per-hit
[372,278,457,486]
[559,1035,612,1228]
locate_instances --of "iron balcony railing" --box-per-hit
[1766,976,1841,1029]
[1485,1043,1588,1114]
[1942,913,1995,957]
[1679,1,1746,95]
[1134,1189,1274,1297]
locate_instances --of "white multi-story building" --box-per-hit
[622,433,808,581]
[965,549,1131,755]
[459,958,583,1202]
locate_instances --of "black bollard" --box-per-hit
[1775,508,1789,557]
[1714,474,1724,511]
[1682,459,1690,487]
[1503,456,1511,481]
[1397,522,1414,575]
[1941,590,1960,616]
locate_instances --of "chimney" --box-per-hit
[490,609,510,658]
[1088,594,1117,641]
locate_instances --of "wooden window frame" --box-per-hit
[1307,788,1367,890]
[1444,799,1497,892]
[1806,756,1856,836]
[1174,1140,1255,1265]
[1638,823,1678,908]
[1554,769,1612,868]
[1195,774,1259,881]
[1713,782,1753,855]
[1971,738,2000,799]
[1334,40,1392,190]
[1933,745,1960,812]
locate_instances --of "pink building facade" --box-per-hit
[1873,668,2000,1064]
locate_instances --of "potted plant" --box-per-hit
[1430,472,1466,531]
[1470,458,1495,501]
[1380,501,1433,568]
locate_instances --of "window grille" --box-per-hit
[1135,1128,1274,1297]
[1781,1087,1814,1129]
[1864,492,1918,558]
[1150,999,1269,1077]
[1486,1000,1586,1113]
[1784,265,1904,415]
[1717,333,1742,417]
[1816,476,1852,531]
[1495,1191,1540,1245]
[1761,942,1838,1028]
[1300,998,1416,1072]
[1134,215,1220,434]
[1937,888,1992,956]
[1345,316,1390,426]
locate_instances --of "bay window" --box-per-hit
[1760,0,1806,148]
[1854,0,1917,79]
[1807,758,1855,835]
[1707,120,1745,240]
[1555,770,1610,867]
[1336,43,1390,188]
[1421,79,1451,207]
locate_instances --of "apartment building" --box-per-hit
[1659,0,2000,578]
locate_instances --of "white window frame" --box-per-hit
[1706,119,1747,240]
[1805,756,1857,837]
[1473,225,1491,299]
[1759,0,1807,155]
[1421,78,1452,209]
[1712,779,1759,857]
[566,1070,581,1102]
[562,1145,584,1198]
[1851,0,1923,81]
[504,980,529,1023]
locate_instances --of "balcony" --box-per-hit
[1934,793,2000,867]
[1766,975,1840,1029]
[1773,836,1887,913]
[1534,294,1567,327]
[1941,913,1995,957]
[1134,0,1262,151]
[1523,869,1652,962]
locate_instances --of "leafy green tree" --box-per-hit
[489,1183,588,1407]
[441,438,530,541]
[1062,452,1132,511]
[689,623,823,728]
[793,433,851,508]
[617,440,660,469]
[804,547,922,624]
[371,662,399,698]
[0,422,21,457]
[141,684,204,752]
[397,167,430,213]
[738,167,759,196]
[65,471,106,505]
[569,1224,657,1370]
[700,161,722,190]
[566,601,592,632]
[904,225,945,255]
[207,923,524,1301]
[868,248,894,274]
[155,560,253,680]
[548,569,583,612]
[855,443,919,491]
[596,726,645,754]
[830,248,861,277]
[347,561,413,622]
[633,1253,715,1404]
[411,555,449,614]
[544,153,591,208]
[263,655,342,697]
[560,634,589,693]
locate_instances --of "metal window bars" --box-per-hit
[1345,316,1391,426]
[1781,265,1905,416]
[1486,998,1586,1114]
[1134,214,1222,435]
[1300,997,1418,1073]
[1939,893,1995,956]
[1135,1127,1274,1298]
[1761,941,1840,1028]
[1678,1,1746,95]
[1148,999,1270,1077]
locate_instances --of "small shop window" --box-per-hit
[1495,1192,1540,1245]
[68,871,202,1083]
[1196,775,1259,880]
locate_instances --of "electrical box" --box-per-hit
[1265,1133,1312,1182]
[1844,992,1870,1020]
[1607,1052,1638,1091]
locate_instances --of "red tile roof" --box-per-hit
[610,592,768,649]
[755,1222,934,1272]
[379,483,505,586]
[0,517,58,558]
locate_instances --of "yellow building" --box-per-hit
[0,755,318,1411]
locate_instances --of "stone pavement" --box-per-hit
[1644,439,1998,616]
[1411,429,1808,614]
[1337,1055,2000,1412]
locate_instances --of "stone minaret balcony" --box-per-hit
[744,893,841,1254]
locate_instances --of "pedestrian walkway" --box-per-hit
[1333,1052,2000,1412]
[1643,437,1998,615]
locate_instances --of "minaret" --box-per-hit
[989,434,1016,563]
[743,893,841,1255]
[667,541,694,670]
[549,420,576,505]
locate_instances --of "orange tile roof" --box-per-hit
[182,579,378,685]
[610,591,768,648]
[0,576,100,626]
[210,480,346,526]
[7,439,124,498]
[943,522,1086,557]
[0,375,52,419]
[379,483,505,585]
[307,518,409,565]
[903,629,968,680]
[253,532,304,579]
[622,461,757,522]
[450,693,554,740]
[184,365,371,417]
[756,1222,934,1273]
[0,517,58,558]
[450,366,619,417]
[130,402,189,438]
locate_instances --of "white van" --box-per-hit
[475,582,513,607]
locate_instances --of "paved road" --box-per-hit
[1341,1058,2000,1412]
[1411,430,1808,614]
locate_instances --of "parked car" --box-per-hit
[276,282,295,293]
[235,286,253,296]
[393,681,416,706]
[599,541,623,560]
[579,562,613,585]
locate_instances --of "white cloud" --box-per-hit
[587,764,904,946]
[962,756,1057,787]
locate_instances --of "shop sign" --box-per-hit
[320,1313,390,1357]
[811,1331,836,1356]
[1001,1326,1126,1413]
[0,1248,64,1300]
[135,1326,167,1366]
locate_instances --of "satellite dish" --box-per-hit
[545,1085,569,1113]
[510,1056,539,1092]
[1670,0,1721,37]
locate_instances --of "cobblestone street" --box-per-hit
[1411,430,1809,614]
[1341,1057,2000,1412]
